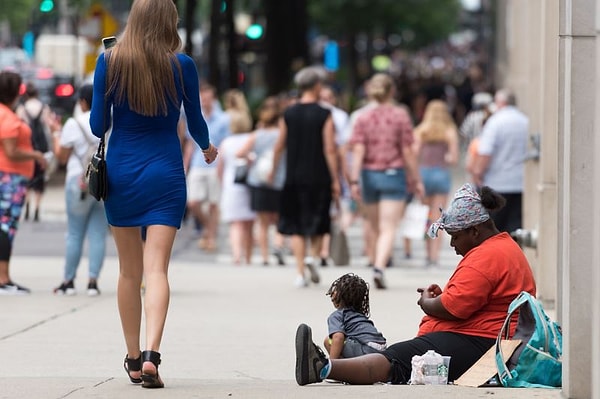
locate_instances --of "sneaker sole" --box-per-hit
[0,289,29,296]
[295,324,311,385]
[305,263,320,284]
[373,274,387,289]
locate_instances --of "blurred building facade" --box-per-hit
[493,1,599,398]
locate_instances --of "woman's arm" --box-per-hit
[401,143,424,199]
[236,132,257,159]
[349,143,365,200]
[1,137,46,166]
[179,56,217,164]
[90,53,111,138]
[417,284,460,320]
[180,56,209,150]
[322,116,340,200]
[444,127,460,166]
[270,118,287,183]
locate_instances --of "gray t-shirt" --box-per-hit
[247,128,286,189]
[478,106,529,193]
[327,308,386,345]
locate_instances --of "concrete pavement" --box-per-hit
[0,181,562,398]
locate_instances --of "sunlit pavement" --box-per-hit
[0,170,561,398]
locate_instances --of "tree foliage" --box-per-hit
[1,0,37,38]
[308,0,461,49]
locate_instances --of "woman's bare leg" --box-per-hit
[291,235,306,278]
[424,193,447,264]
[242,220,254,264]
[374,200,406,269]
[362,203,379,265]
[229,221,243,263]
[112,226,144,379]
[257,213,270,263]
[141,225,176,374]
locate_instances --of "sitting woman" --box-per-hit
[295,183,536,385]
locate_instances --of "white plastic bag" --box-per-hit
[410,350,450,385]
[399,201,429,240]
[254,150,274,184]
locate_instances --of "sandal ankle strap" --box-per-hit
[124,354,142,371]
[142,350,161,366]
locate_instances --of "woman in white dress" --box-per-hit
[218,112,256,264]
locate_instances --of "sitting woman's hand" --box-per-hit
[417,284,442,304]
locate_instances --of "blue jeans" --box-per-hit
[64,176,108,281]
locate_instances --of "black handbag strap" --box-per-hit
[97,50,112,160]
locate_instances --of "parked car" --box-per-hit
[0,47,30,70]
[17,67,76,117]
[1,48,77,117]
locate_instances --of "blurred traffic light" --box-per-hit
[245,24,264,40]
[39,0,54,12]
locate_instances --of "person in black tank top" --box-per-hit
[271,66,340,288]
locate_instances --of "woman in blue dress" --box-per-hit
[89,0,218,389]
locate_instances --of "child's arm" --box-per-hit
[328,332,346,359]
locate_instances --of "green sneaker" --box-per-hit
[295,324,328,385]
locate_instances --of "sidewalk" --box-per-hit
[0,257,562,399]
[0,182,563,398]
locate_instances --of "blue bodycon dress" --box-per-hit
[89,53,209,228]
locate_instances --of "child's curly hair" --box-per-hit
[326,273,371,317]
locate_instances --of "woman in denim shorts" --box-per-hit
[348,73,424,289]
[413,100,459,267]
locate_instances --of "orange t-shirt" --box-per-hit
[0,104,35,179]
[418,232,536,339]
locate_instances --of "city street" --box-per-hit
[0,175,561,398]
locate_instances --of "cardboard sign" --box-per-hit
[454,340,521,387]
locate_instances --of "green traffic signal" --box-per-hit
[245,24,263,40]
[40,0,54,12]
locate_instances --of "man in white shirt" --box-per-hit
[473,88,529,233]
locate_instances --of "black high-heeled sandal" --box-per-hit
[123,354,142,384]
[141,350,164,388]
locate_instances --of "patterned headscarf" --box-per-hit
[427,183,490,238]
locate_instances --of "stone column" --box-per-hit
[494,0,559,307]
[593,1,600,397]
[535,1,559,308]
[558,0,596,397]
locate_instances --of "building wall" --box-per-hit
[495,1,598,398]
[593,2,600,397]
[494,1,558,306]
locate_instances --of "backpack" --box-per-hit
[71,118,98,182]
[26,107,49,153]
[494,291,562,388]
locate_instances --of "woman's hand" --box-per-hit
[331,179,341,202]
[350,181,361,201]
[34,151,49,170]
[417,284,442,305]
[410,180,425,201]
[202,143,218,164]
[47,113,62,134]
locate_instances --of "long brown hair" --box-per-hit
[414,100,456,143]
[107,0,182,116]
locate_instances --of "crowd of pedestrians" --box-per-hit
[0,7,528,298]
[0,68,529,294]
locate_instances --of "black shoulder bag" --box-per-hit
[86,135,107,201]
[86,54,110,201]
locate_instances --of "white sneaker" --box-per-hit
[294,275,308,288]
[0,281,31,295]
